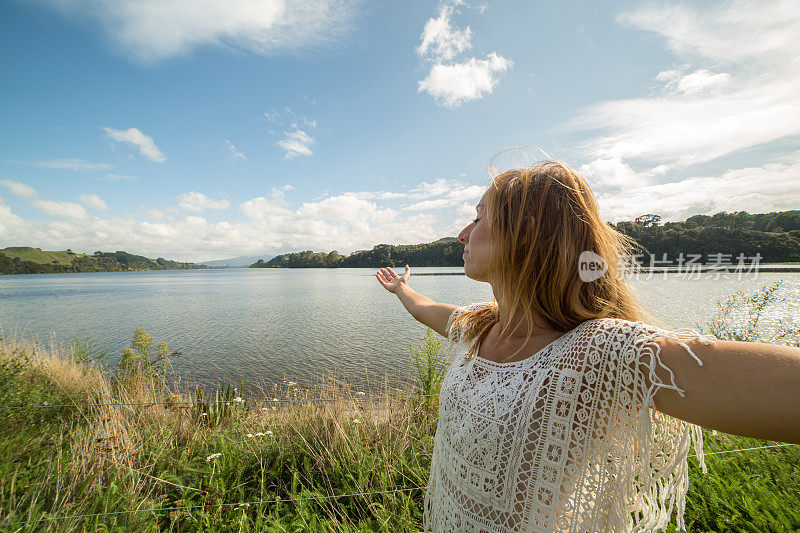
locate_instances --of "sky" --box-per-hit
[1,0,798,262]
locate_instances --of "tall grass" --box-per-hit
[0,283,798,531]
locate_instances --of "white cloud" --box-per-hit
[104,126,167,163]
[0,176,477,260]
[25,159,113,171]
[177,191,231,213]
[572,1,800,168]
[418,53,512,109]
[224,139,246,161]
[38,0,360,63]
[1,179,37,199]
[578,157,653,190]
[277,129,314,159]
[239,196,292,220]
[271,184,294,200]
[32,199,90,220]
[655,68,731,96]
[79,193,110,211]
[416,4,472,61]
[416,2,512,108]
[596,156,800,223]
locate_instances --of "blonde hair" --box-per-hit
[452,160,662,361]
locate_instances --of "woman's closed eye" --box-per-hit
[472,217,481,224]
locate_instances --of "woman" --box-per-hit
[375,161,800,532]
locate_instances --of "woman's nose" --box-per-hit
[458,225,469,244]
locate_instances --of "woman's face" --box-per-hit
[458,193,492,282]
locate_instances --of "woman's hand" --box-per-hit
[375,265,411,293]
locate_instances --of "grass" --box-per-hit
[0,284,798,531]
[0,247,87,266]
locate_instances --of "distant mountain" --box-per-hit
[199,255,273,267]
[0,247,208,275]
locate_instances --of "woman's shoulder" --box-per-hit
[577,317,678,345]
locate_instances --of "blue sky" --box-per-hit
[1,0,798,261]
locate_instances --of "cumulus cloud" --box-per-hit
[416,2,512,108]
[36,0,360,63]
[224,139,246,161]
[32,199,90,220]
[418,53,513,108]
[104,127,167,163]
[239,195,292,220]
[416,4,472,61]
[79,193,110,211]
[578,157,654,190]
[0,174,488,260]
[1,179,37,199]
[23,158,113,171]
[596,157,800,223]
[277,129,314,159]
[571,0,800,169]
[177,191,231,213]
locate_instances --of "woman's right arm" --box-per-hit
[375,265,458,338]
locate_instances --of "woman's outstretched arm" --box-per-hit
[652,337,800,443]
[375,265,458,338]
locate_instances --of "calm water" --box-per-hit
[1,267,798,392]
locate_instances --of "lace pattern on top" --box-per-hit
[424,304,716,532]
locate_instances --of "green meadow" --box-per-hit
[0,284,798,532]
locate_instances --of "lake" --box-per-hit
[1,267,798,393]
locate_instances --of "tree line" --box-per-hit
[0,249,208,275]
[251,209,800,268]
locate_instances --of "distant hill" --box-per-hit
[199,255,273,268]
[250,238,465,268]
[0,247,208,275]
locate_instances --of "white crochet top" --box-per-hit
[424,304,716,532]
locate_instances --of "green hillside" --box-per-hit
[0,247,89,266]
[0,247,207,275]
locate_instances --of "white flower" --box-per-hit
[260,407,269,412]
[254,432,266,437]
[231,397,243,403]
[206,453,222,462]
[352,419,361,424]
[272,398,279,402]
[712,429,719,436]
[287,381,297,386]
[265,430,273,435]
[356,392,365,396]
[247,433,254,438]
[199,413,207,417]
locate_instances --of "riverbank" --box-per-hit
[0,328,798,531]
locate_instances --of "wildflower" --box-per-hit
[712,430,719,436]
[356,392,365,396]
[236,503,250,509]
[353,419,361,424]
[231,397,243,403]
[260,407,269,412]
[206,453,222,462]
[199,413,207,418]
[272,398,279,402]
[247,433,254,438]
[265,430,273,435]
[287,381,297,386]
